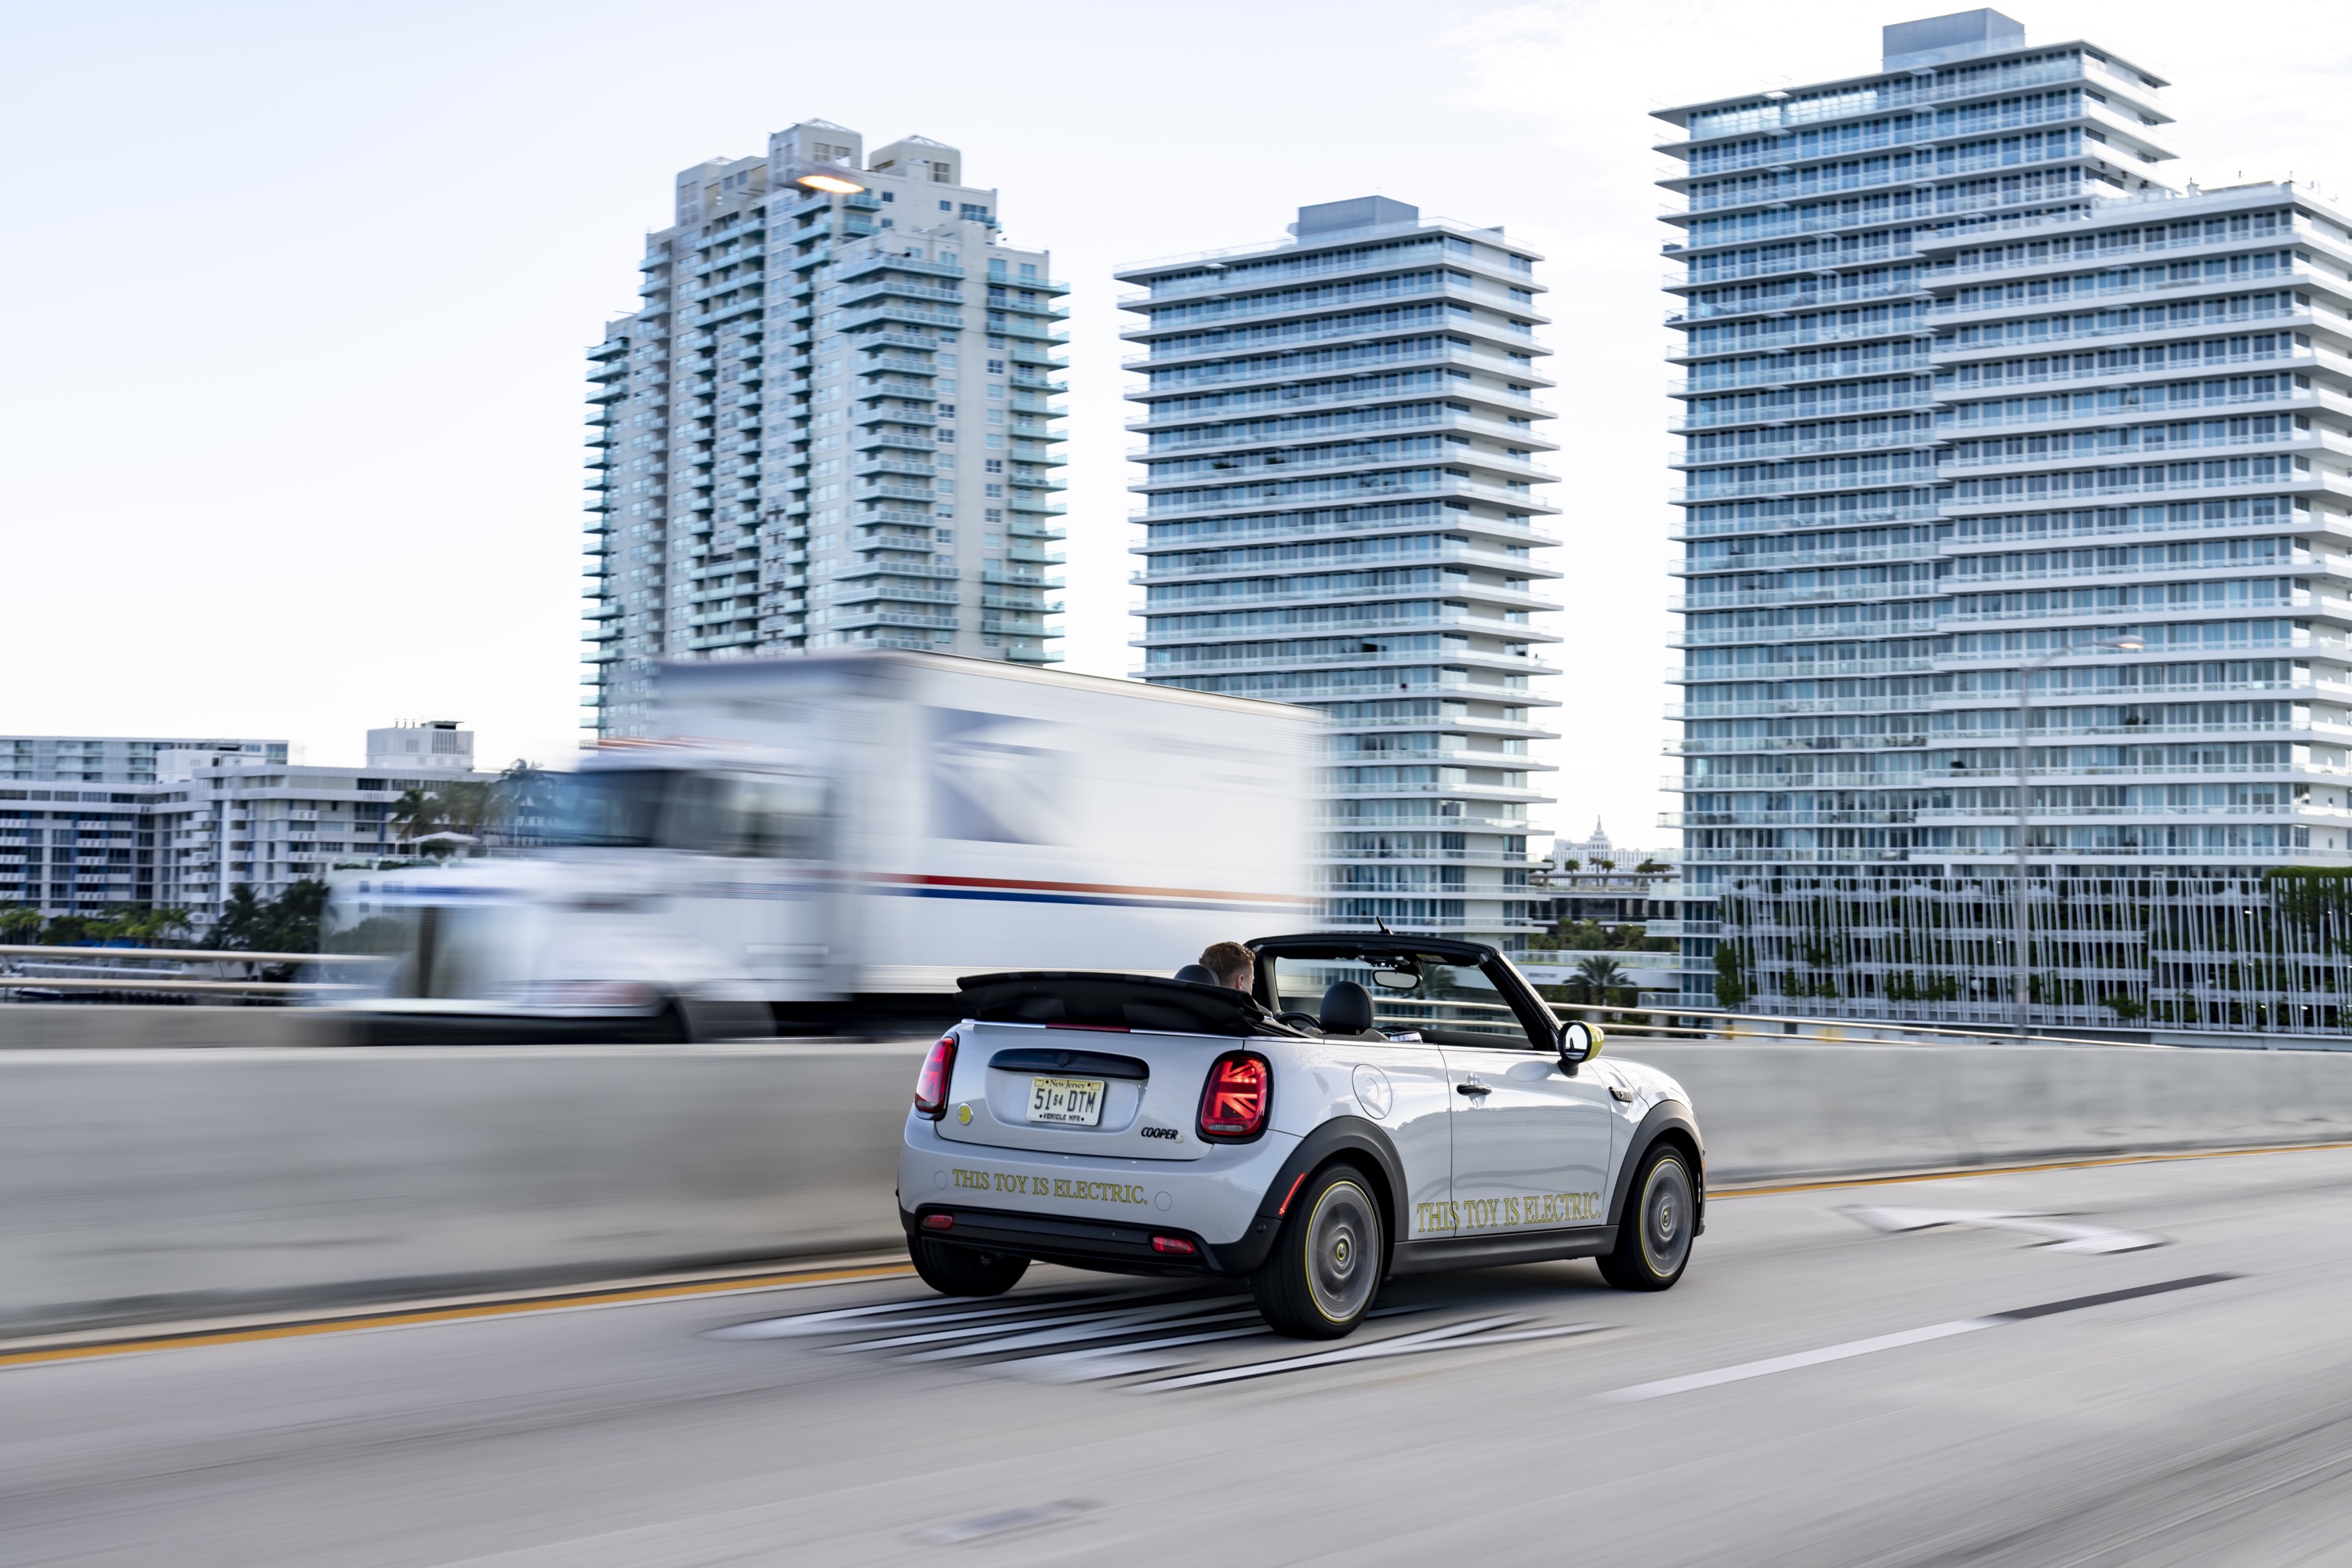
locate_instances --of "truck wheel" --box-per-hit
[1251,1165,1383,1339]
[1598,1144,1695,1291]
[909,1235,1029,1298]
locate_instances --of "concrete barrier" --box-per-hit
[1634,1042,2352,1184]
[0,1042,926,1335]
[0,1004,343,1050]
[9,1037,2352,1336]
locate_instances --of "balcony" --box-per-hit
[839,584,960,608]
[839,304,965,335]
[1136,470,1557,522]
[838,255,967,284]
[1666,276,1929,328]
[838,280,964,310]
[1669,392,1932,433]
[1673,470,1940,504]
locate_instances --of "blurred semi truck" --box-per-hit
[319,652,1317,1040]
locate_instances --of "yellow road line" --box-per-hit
[0,1261,915,1371]
[1712,1138,2352,1199]
[15,1140,2350,1371]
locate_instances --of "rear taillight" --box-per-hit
[914,1034,957,1120]
[1196,1051,1271,1141]
[1151,1235,1196,1255]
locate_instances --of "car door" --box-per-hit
[1421,963,1613,1238]
[1261,954,1455,1240]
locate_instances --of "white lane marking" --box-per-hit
[702,1291,1120,1339]
[1597,1319,1996,1404]
[1135,1316,1606,1392]
[1599,1273,2239,1403]
[1842,1205,2166,1254]
[897,1305,1265,1363]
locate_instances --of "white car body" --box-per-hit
[896,938,1704,1287]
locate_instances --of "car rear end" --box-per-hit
[898,1010,1305,1276]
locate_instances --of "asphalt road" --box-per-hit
[8,1146,2352,1566]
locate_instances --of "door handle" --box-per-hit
[1455,1080,1490,1096]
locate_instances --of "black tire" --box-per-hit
[1250,1164,1384,1339]
[909,1235,1029,1297]
[1598,1143,1697,1291]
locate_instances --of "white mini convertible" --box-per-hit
[896,935,1703,1338]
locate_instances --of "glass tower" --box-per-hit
[1660,11,2352,1033]
[1118,198,1563,948]
[586,122,1069,739]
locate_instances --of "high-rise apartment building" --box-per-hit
[1118,198,1563,948]
[586,122,1068,737]
[1659,10,2352,1035]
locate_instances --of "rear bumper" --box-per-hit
[901,1201,1276,1277]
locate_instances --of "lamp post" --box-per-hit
[2013,633,2143,1036]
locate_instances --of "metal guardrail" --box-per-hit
[0,945,391,999]
[0,945,392,964]
[1546,999,2169,1051]
[1363,991,2166,1050]
[0,977,363,996]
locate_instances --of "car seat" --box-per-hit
[1318,980,1385,1040]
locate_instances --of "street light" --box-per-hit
[2013,633,2143,1036]
[794,171,866,195]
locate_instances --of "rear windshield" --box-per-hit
[1263,953,1535,1048]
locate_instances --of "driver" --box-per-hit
[1197,941,1255,995]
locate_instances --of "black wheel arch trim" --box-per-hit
[1221,1116,1407,1277]
[1610,1101,1706,1237]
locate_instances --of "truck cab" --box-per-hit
[320,746,835,1042]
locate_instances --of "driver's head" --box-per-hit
[1198,941,1254,993]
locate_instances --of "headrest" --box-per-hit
[1173,964,1220,986]
[1319,980,1374,1034]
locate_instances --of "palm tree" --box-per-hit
[433,780,497,842]
[1573,954,1629,993]
[1573,954,1631,1018]
[495,760,554,845]
[390,788,443,851]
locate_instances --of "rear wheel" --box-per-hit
[909,1235,1029,1298]
[1251,1165,1383,1339]
[1598,1144,1695,1291]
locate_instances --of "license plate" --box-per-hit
[1027,1076,1105,1126]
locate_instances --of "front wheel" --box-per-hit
[1251,1166,1384,1339]
[1598,1144,1696,1291]
[909,1234,1029,1297]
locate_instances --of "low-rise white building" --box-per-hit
[0,725,499,931]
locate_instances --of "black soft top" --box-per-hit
[955,972,1287,1037]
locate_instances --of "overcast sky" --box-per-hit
[4,0,2348,851]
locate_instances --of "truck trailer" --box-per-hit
[320,652,1317,1039]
